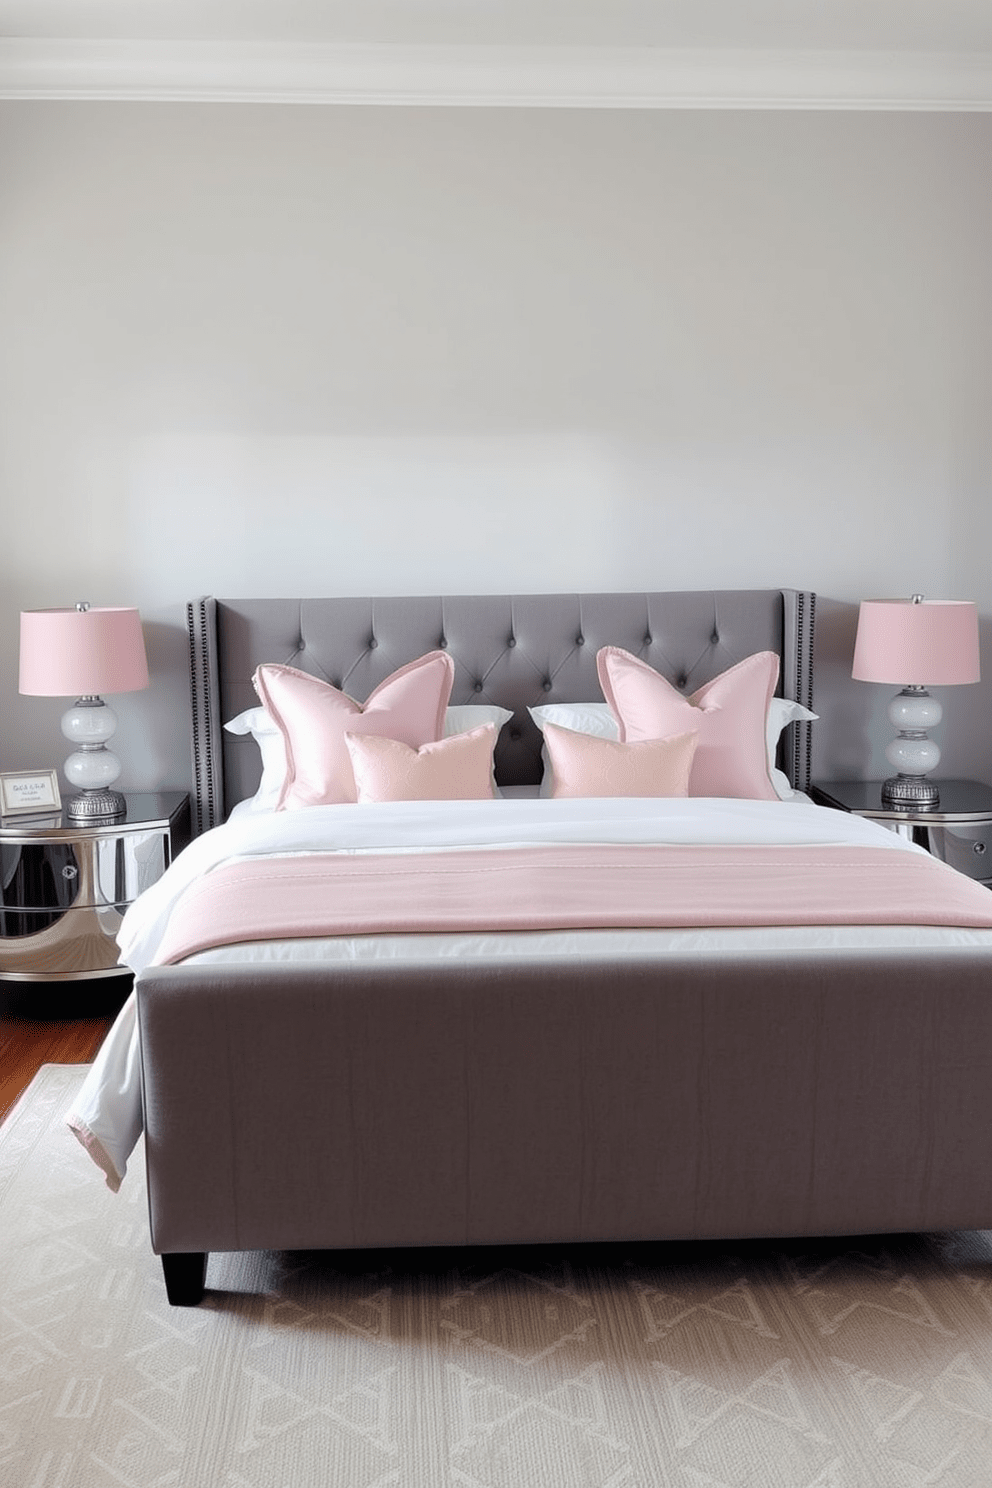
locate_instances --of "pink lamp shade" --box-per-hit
[19,607,149,697]
[852,599,980,687]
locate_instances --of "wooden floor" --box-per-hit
[0,980,124,1123]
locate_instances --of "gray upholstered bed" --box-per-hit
[136,589,992,1306]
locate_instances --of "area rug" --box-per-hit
[4,1068,992,1487]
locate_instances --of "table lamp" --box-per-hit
[852,594,980,809]
[19,603,149,822]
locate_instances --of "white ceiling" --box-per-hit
[2,1,992,107]
[3,0,992,51]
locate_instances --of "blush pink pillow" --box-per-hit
[596,647,780,800]
[254,652,454,809]
[543,722,697,799]
[345,725,497,803]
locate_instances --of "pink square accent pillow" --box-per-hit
[254,652,454,809]
[345,724,497,803]
[596,647,780,800]
[543,721,697,799]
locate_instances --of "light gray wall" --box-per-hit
[1,102,990,796]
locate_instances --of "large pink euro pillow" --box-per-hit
[254,652,454,809]
[596,646,780,800]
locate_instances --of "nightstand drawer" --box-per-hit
[0,831,168,913]
[90,831,170,907]
[0,841,80,915]
[924,823,992,883]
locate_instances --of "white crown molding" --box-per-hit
[1,39,992,110]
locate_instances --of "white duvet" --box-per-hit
[68,795,985,1190]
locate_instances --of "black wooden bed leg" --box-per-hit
[161,1251,208,1306]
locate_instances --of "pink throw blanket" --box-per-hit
[151,844,992,965]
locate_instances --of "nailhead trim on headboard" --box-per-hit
[782,588,816,794]
[186,597,222,835]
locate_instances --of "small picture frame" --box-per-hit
[0,769,63,817]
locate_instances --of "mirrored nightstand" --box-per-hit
[0,792,190,982]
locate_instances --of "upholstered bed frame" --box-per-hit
[138,588,992,1306]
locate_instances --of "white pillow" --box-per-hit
[223,706,286,813]
[530,702,618,741]
[444,704,514,738]
[765,697,819,801]
[530,697,817,801]
[224,702,514,815]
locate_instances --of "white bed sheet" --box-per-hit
[69,795,981,1191]
[117,795,918,975]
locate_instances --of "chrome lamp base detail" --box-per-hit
[880,773,940,811]
[65,788,127,822]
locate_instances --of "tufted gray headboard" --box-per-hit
[187,590,815,835]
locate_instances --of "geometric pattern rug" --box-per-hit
[4,1068,992,1487]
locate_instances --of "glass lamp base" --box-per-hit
[881,688,943,811]
[61,698,126,820]
[880,774,940,811]
[66,788,127,822]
